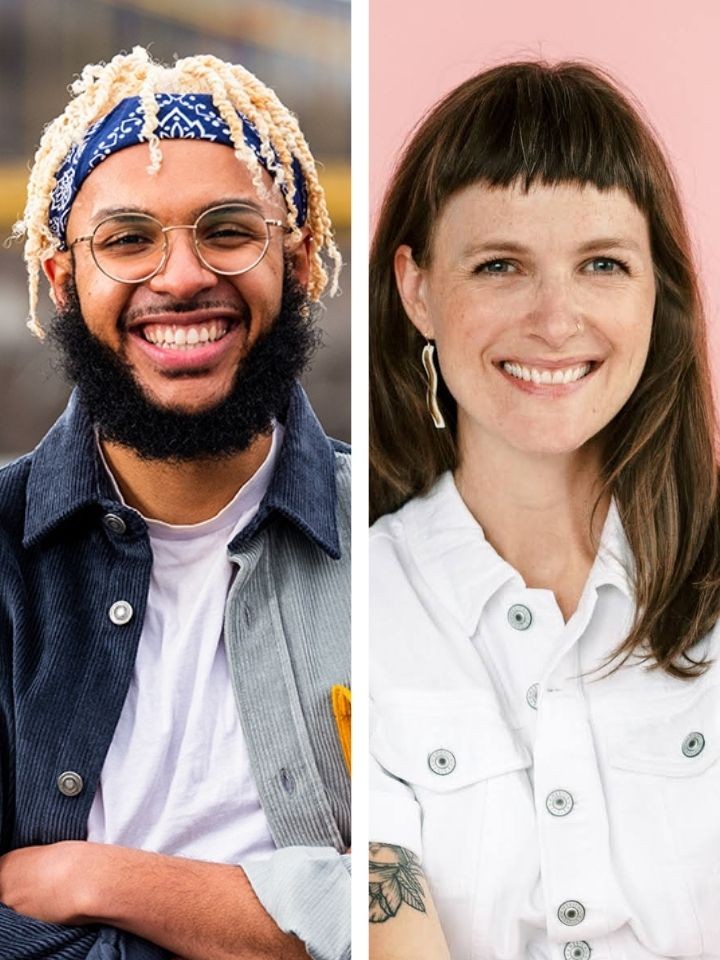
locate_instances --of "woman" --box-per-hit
[369,62,720,960]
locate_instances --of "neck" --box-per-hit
[100,432,273,525]
[455,432,609,621]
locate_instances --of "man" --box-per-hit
[0,47,350,960]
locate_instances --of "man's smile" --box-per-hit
[141,320,230,348]
[123,302,250,375]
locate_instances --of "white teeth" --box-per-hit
[502,361,592,384]
[141,322,229,349]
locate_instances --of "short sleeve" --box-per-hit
[369,715,422,858]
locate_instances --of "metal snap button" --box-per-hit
[558,900,585,926]
[428,748,456,776]
[103,513,127,535]
[682,731,705,757]
[108,600,133,625]
[564,942,591,960]
[57,771,84,797]
[526,682,539,710]
[546,789,574,817]
[508,604,532,630]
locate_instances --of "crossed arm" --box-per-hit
[0,841,309,960]
[369,843,450,960]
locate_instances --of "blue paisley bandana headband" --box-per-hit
[49,92,308,248]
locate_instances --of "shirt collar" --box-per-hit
[397,471,633,636]
[23,382,342,558]
[397,472,519,636]
[584,497,634,600]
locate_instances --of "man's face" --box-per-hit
[46,139,310,414]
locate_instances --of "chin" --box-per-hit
[510,429,599,457]
[138,378,232,414]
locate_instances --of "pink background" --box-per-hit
[370,0,720,369]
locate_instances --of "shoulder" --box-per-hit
[370,472,454,557]
[0,453,34,545]
[370,485,447,654]
[370,499,420,587]
[0,455,35,613]
[369,473,491,674]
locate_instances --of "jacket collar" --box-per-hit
[228,382,342,558]
[394,472,633,637]
[24,382,341,558]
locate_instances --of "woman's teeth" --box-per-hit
[502,361,591,385]
[141,321,229,349]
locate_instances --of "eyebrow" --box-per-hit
[575,236,644,254]
[460,236,645,258]
[88,196,265,227]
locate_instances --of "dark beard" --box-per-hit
[47,265,319,461]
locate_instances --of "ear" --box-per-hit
[42,252,73,308]
[393,245,434,339]
[287,227,313,290]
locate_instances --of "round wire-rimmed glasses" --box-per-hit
[69,202,291,284]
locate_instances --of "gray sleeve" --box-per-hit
[242,846,351,960]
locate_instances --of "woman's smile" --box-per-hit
[497,357,600,394]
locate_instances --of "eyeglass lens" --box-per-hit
[90,204,271,282]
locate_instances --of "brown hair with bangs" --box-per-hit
[370,60,720,677]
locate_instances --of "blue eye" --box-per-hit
[475,258,514,274]
[587,257,629,274]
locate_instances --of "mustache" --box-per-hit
[121,297,249,327]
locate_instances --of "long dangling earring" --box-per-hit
[421,340,446,429]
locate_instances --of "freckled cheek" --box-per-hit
[615,301,654,374]
[435,316,497,402]
[436,304,504,371]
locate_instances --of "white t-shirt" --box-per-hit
[370,472,720,960]
[87,426,284,863]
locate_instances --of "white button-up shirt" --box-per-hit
[370,473,720,960]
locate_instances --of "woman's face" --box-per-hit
[395,181,656,461]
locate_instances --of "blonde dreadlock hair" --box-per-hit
[14,46,342,337]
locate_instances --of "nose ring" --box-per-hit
[575,318,584,334]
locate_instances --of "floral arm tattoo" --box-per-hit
[369,843,427,923]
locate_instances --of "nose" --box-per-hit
[527,277,583,347]
[146,227,219,298]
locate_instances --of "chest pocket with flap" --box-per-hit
[606,682,720,778]
[371,690,531,793]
